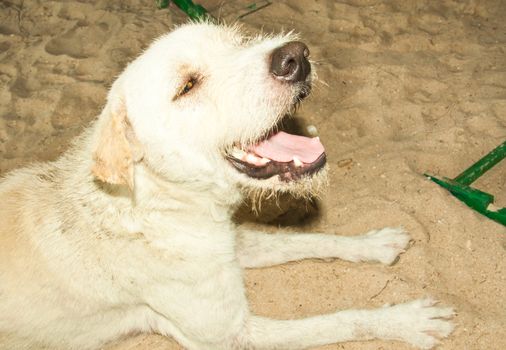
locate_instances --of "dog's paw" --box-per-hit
[359,227,411,265]
[381,298,455,349]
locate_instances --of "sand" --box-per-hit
[1,0,505,349]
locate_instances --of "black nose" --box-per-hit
[270,41,311,83]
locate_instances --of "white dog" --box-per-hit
[0,23,454,350]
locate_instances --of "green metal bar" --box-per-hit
[156,0,212,21]
[172,0,210,21]
[424,174,506,226]
[426,176,493,211]
[453,140,506,186]
[157,1,270,21]
[424,139,506,226]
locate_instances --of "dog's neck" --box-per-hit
[132,161,243,222]
[54,128,242,240]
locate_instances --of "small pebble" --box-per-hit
[306,125,318,136]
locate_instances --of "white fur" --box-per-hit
[0,23,454,350]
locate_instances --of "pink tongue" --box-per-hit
[249,131,325,163]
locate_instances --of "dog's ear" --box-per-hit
[91,97,143,190]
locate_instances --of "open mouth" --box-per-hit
[226,131,326,182]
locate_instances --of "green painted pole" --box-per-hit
[453,141,506,186]
[424,139,506,226]
[156,0,212,21]
[172,0,210,21]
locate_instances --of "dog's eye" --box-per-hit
[176,78,197,98]
[182,80,194,94]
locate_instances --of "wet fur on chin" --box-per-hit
[240,166,329,213]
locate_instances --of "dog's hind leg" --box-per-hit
[239,298,454,350]
[236,227,410,268]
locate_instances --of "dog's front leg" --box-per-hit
[141,232,451,350]
[236,227,410,268]
[143,269,453,350]
[142,259,250,350]
[240,298,454,350]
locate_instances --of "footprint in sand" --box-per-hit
[45,20,112,59]
[0,42,11,54]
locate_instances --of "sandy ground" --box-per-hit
[1,0,506,349]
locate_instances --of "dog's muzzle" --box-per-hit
[225,41,324,183]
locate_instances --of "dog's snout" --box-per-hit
[270,41,311,83]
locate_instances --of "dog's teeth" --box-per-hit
[293,156,303,167]
[259,157,271,165]
[312,136,320,142]
[246,153,260,164]
[231,148,246,159]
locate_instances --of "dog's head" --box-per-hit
[92,23,326,199]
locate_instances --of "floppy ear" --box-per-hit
[91,97,143,190]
